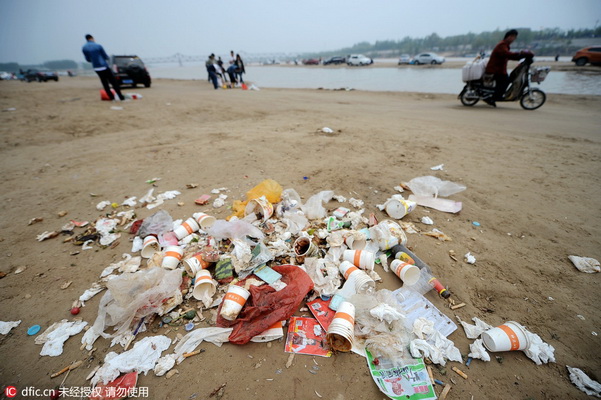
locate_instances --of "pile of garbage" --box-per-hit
[4,177,599,399]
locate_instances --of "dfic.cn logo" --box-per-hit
[5,386,17,398]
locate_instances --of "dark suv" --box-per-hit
[110,55,151,88]
[323,56,346,65]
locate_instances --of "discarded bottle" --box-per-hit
[428,276,451,299]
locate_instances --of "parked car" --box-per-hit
[324,56,346,65]
[110,55,151,87]
[302,58,320,65]
[571,47,601,66]
[398,54,412,65]
[22,69,59,82]
[414,53,445,65]
[347,54,373,66]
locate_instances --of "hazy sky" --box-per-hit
[1,0,599,64]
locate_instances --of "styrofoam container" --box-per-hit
[161,246,183,270]
[141,235,160,258]
[220,285,251,321]
[343,249,375,270]
[482,321,530,352]
[391,259,421,286]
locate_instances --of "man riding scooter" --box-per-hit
[484,29,532,107]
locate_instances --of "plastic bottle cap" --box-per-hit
[27,325,41,336]
[472,221,481,227]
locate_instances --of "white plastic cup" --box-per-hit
[482,321,530,352]
[326,301,355,352]
[161,245,183,270]
[385,199,417,219]
[244,196,274,222]
[174,217,200,240]
[192,270,217,306]
[183,253,208,277]
[343,249,375,270]
[193,212,216,230]
[294,237,319,257]
[391,259,421,286]
[220,285,251,321]
[141,235,160,259]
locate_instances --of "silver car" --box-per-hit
[414,53,445,65]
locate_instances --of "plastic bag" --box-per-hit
[138,210,173,238]
[216,265,314,344]
[230,179,283,219]
[276,188,303,217]
[206,219,264,242]
[407,176,466,198]
[568,255,600,273]
[302,191,334,220]
[82,268,182,350]
[303,257,341,297]
[468,339,491,361]
[567,366,601,397]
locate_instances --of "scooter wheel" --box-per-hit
[459,88,480,106]
[520,88,546,110]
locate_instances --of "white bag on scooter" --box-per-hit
[462,59,487,82]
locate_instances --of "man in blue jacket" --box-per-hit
[82,34,125,101]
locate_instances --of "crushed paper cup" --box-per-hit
[245,196,274,222]
[183,253,209,277]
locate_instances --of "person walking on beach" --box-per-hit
[235,53,246,84]
[82,34,125,101]
[484,29,530,107]
[205,54,219,89]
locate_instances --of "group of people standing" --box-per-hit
[206,51,246,89]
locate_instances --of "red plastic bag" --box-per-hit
[217,265,314,345]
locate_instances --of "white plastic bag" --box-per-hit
[407,176,466,198]
[302,190,334,220]
[568,255,600,273]
[567,366,601,397]
[138,210,173,238]
[82,268,182,350]
[206,219,264,242]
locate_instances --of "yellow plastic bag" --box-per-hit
[229,179,283,219]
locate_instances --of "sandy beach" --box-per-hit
[0,76,600,400]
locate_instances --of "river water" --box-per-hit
[148,61,601,96]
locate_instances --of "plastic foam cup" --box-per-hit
[326,301,355,352]
[183,253,209,277]
[193,212,216,230]
[220,285,251,321]
[385,198,417,219]
[482,321,530,352]
[244,196,274,222]
[141,235,160,259]
[174,217,200,240]
[343,249,375,270]
[161,245,183,270]
[192,269,217,306]
[294,237,319,257]
[390,259,421,286]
